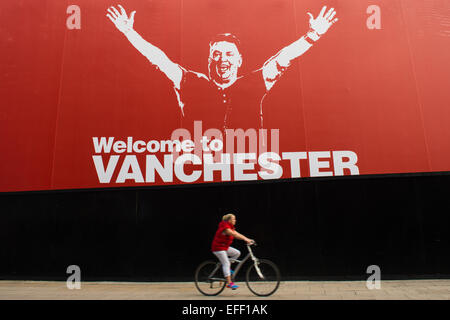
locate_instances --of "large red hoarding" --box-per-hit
[1,0,449,192]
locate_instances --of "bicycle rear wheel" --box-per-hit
[245,259,281,296]
[194,260,227,296]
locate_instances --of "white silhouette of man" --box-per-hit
[107,4,338,130]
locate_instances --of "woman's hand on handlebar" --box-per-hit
[246,239,255,245]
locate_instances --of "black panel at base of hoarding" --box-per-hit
[0,173,449,281]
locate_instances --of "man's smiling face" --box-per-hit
[208,41,242,85]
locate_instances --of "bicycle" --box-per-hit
[194,243,281,296]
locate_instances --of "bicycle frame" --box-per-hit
[209,244,264,282]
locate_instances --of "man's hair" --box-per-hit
[222,213,235,221]
[209,33,241,53]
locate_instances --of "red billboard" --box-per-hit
[1,0,449,192]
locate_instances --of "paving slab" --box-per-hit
[0,280,449,300]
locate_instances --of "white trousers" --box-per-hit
[213,247,241,277]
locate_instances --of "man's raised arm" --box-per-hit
[107,5,183,89]
[262,6,338,91]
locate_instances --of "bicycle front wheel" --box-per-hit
[194,260,227,296]
[245,259,281,296]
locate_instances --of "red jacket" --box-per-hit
[211,221,235,251]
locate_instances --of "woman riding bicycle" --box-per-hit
[211,213,254,290]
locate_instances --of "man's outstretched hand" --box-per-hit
[107,4,136,34]
[307,6,338,35]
